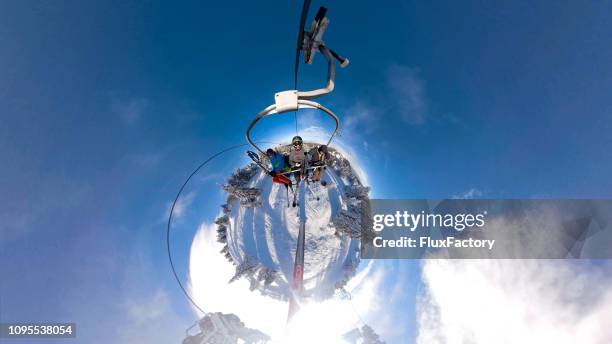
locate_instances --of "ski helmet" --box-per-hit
[292,136,303,145]
[266,148,275,156]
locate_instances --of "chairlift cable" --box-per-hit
[293,0,312,135]
[167,142,278,316]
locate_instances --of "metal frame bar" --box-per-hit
[279,162,325,176]
[245,100,339,155]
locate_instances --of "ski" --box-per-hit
[305,181,319,201]
[292,180,299,207]
[247,150,270,173]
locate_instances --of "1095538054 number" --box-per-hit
[0,323,76,338]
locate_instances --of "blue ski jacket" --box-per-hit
[270,153,290,173]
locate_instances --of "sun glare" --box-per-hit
[277,302,354,344]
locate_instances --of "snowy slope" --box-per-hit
[217,145,368,301]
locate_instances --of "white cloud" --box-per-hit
[63,243,189,344]
[341,64,431,131]
[112,97,149,124]
[125,288,171,325]
[386,64,429,125]
[344,100,379,135]
[188,222,388,342]
[0,178,92,243]
[189,223,286,335]
[452,188,483,199]
[115,288,187,343]
[130,151,165,170]
[419,201,612,343]
[331,63,430,158]
[418,260,612,344]
[166,191,196,222]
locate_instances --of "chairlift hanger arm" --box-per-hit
[245,4,347,155]
[297,45,336,100]
[298,7,349,100]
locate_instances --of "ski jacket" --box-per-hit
[307,147,328,165]
[289,146,306,167]
[269,153,290,173]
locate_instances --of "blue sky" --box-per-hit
[2,1,612,343]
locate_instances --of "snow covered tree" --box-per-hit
[249,277,259,291]
[334,257,359,292]
[361,325,385,344]
[257,268,277,286]
[342,325,385,344]
[222,164,261,207]
[233,187,262,208]
[229,256,259,284]
[343,260,358,279]
[221,203,232,214]
[215,215,234,257]
[224,164,259,189]
[219,245,234,264]
[335,158,353,178]
[335,279,348,290]
[215,215,229,226]
[183,312,270,344]
[222,165,262,205]
[216,224,228,243]
[333,203,364,238]
[345,185,371,199]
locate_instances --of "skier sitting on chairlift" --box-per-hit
[288,136,307,181]
[307,144,329,186]
[266,148,293,191]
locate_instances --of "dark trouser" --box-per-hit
[311,167,323,181]
[291,164,304,182]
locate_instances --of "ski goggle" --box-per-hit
[293,141,302,146]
